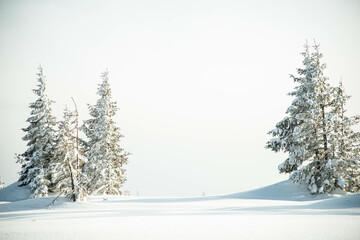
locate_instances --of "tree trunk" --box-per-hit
[71,97,80,183]
[67,160,76,202]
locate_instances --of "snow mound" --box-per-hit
[0,197,55,212]
[0,182,31,202]
[225,180,346,201]
[308,193,360,209]
[0,195,89,213]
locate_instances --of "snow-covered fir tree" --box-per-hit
[50,103,88,201]
[0,176,4,190]
[16,66,57,198]
[82,71,129,195]
[288,43,336,194]
[266,42,360,194]
[328,82,360,192]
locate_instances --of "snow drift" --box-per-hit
[1,180,359,240]
[225,180,347,201]
[0,182,31,202]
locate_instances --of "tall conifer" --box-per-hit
[266,43,360,194]
[82,71,129,195]
[17,66,57,198]
[50,105,87,201]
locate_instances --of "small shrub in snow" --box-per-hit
[0,177,4,190]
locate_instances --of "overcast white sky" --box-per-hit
[0,0,359,196]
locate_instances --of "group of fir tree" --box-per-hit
[16,67,129,201]
[266,42,360,194]
[15,41,360,198]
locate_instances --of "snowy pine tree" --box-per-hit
[50,103,88,201]
[329,82,360,192]
[266,42,359,194]
[266,44,315,174]
[17,66,57,198]
[289,43,336,194]
[82,71,129,195]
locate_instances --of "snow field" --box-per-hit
[1,206,359,240]
[0,181,359,240]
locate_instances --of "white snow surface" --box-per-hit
[0,182,31,202]
[0,180,359,240]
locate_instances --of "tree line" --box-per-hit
[12,41,360,200]
[16,68,129,201]
[266,42,360,194]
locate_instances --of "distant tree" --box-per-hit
[266,42,360,194]
[0,177,4,190]
[16,66,57,198]
[50,100,88,201]
[82,71,129,195]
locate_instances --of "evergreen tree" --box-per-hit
[289,43,335,194]
[266,43,315,174]
[50,103,87,201]
[266,42,359,194]
[82,71,129,195]
[329,82,360,192]
[16,66,57,198]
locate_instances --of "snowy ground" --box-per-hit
[0,181,359,240]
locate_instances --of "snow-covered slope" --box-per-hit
[0,180,354,207]
[225,180,347,201]
[0,181,359,240]
[0,182,31,202]
[308,193,360,209]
